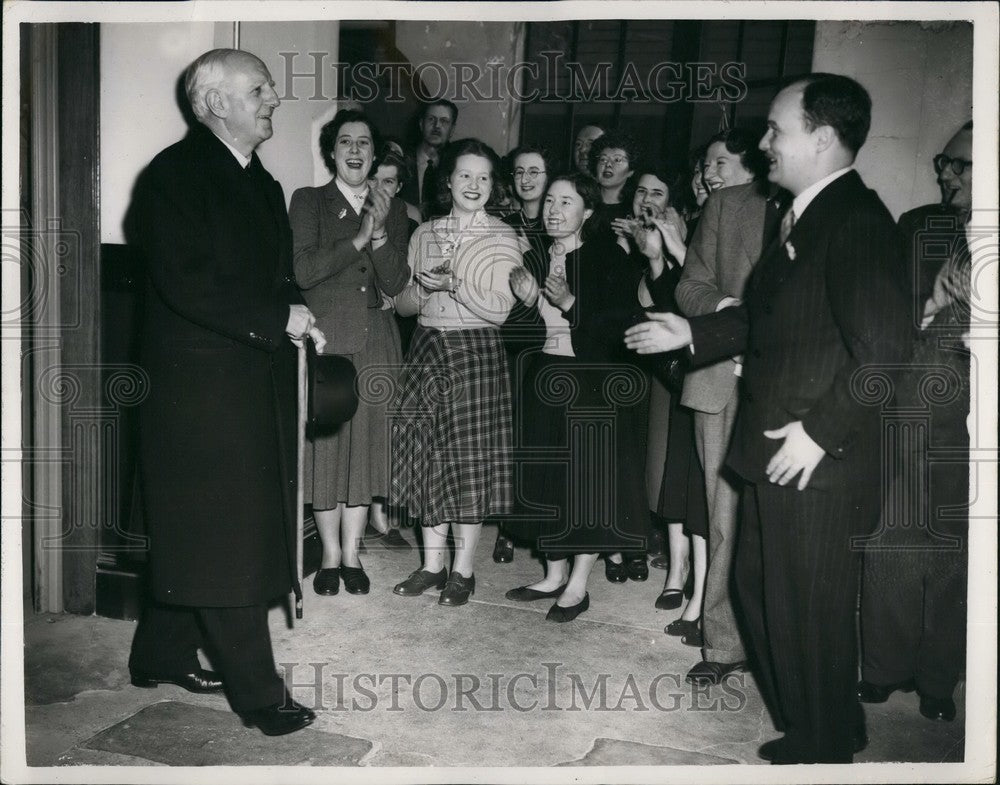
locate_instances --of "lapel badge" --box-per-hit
[785,241,796,261]
[338,208,347,220]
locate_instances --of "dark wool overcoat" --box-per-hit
[126,125,303,606]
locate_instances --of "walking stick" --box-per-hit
[295,339,307,620]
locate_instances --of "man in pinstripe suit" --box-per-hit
[626,73,913,763]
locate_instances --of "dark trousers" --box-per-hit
[860,459,968,699]
[129,601,285,712]
[736,481,876,763]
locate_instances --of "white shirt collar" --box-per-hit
[212,132,252,169]
[791,165,853,220]
[335,177,369,215]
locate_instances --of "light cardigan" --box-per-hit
[395,210,522,329]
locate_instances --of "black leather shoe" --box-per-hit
[546,593,590,623]
[919,694,956,721]
[340,565,370,595]
[492,535,514,563]
[626,556,649,582]
[604,558,627,583]
[505,584,566,601]
[759,726,868,763]
[313,567,340,596]
[655,588,684,610]
[757,737,797,764]
[665,618,700,638]
[393,568,448,596]
[383,529,412,552]
[438,572,475,606]
[857,678,916,703]
[130,668,224,694]
[685,660,748,686]
[241,698,316,737]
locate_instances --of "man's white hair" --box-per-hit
[184,49,255,121]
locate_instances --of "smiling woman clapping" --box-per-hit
[389,139,522,607]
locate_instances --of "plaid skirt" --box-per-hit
[388,325,513,527]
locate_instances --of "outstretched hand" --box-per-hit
[623,311,692,354]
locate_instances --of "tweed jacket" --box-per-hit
[676,181,768,414]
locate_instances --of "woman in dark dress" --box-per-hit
[491,144,553,564]
[504,172,647,622]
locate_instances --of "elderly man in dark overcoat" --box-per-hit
[125,48,325,737]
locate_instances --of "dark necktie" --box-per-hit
[421,159,437,207]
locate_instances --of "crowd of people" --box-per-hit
[125,48,972,761]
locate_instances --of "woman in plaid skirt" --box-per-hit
[389,139,523,607]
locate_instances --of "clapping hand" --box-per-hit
[543,271,574,311]
[623,311,692,354]
[510,266,539,306]
[416,264,456,293]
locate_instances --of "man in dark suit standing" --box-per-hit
[626,73,913,763]
[126,48,324,736]
[857,121,973,724]
[400,99,457,218]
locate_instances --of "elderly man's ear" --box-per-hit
[205,88,228,119]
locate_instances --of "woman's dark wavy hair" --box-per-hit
[318,109,379,176]
[705,127,768,181]
[543,171,603,212]
[586,130,642,178]
[631,166,685,212]
[432,138,504,214]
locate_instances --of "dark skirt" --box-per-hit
[657,394,709,538]
[388,325,513,527]
[505,352,648,556]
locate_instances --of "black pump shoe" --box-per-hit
[546,593,590,623]
[313,567,340,596]
[340,565,370,595]
[604,558,628,583]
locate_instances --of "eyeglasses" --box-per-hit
[513,168,546,180]
[933,154,972,176]
[596,155,629,167]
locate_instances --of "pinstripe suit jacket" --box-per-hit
[688,170,912,491]
[676,181,768,413]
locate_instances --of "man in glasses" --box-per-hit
[857,120,973,725]
[897,121,973,306]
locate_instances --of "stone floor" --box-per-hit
[11,533,969,779]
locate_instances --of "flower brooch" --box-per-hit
[338,208,348,220]
[785,241,796,261]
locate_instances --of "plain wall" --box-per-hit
[100,21,339,244]
[100,22,219,244]
[812,20,974,219]
[395,21,524,155]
